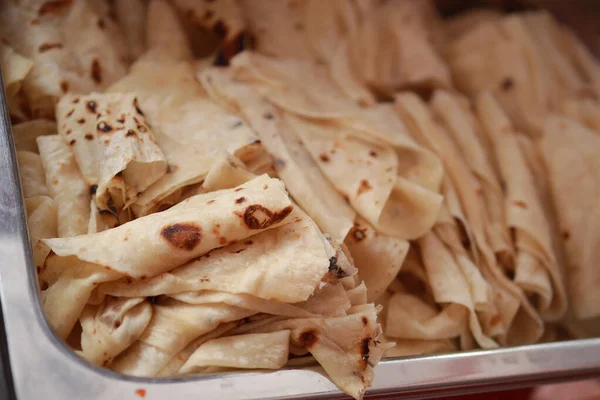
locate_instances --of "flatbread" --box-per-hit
[106,61,264,217]
[475,92,568,321]
[11,119,56,153]
[16,151,48,198]
[199,66,356,242]
[0,0,127,117]
[540,116,600,320]
[0,43,33,120]
[80,297,152,367]
[37,135,90,237]
[56,92,167,214]
[180,330,290,373]
[39,175,296,339]
[345,218,409,302]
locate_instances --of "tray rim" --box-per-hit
[0,73,599,400]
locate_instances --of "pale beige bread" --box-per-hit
[345,218,409,303]
[16,151,48,198]
[239,0,314,60]
[0,43,33,120]
[443,8,503,42]
[559,96,600,132]
[79,297,152,367]
[113,0,146,62]
[0,0,127,118]
[37,135,90,237]
[55,93,167,215]
[475,92,568,321]
[521,11,586,103]
[395,93,543,345]
[283,112,443,241]
[539,116,600,320]
[142,0,193,63]
[445,18,547,136]
[38,175,296,339]
[106,57,264,217]
[349,0,450,95]
[431,90,513,268]
[25,196,57,275]
[198,66,356,242]
[111,299,256,376]
[11,119,56,153]
[156,322,239,376]
[180,330,290,373]
[98,213,332,304]
[214,52,444,240]
[210,303,387,400]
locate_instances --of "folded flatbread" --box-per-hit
[37,135,90,237]
[0,0,127,118]
[56,92,167,215]
[540,115,600,320]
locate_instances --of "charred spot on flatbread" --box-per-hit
[38,0,73,16]
[357,180,372,196]
[299,330,318,348]
[97,121,113,133]
[160,223,203,250]
[240,204,293,229]
[38,42,63,52]
[86,101,97,113]
[500,77,514,91]
[91,58,102,84]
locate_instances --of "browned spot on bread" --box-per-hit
[263,184,268,190]
[30,18,40,25]
[319,153,330,162]
[369,150,378,158]
[357,179,372,196]
[86,100,97,113]
[234,188,244,192]
[501,77,514,91]
[490,314,502,327]
[342,193,350,203]
[133,98,144,116]
[60,81,69,93]
[114,320,122,329]
[66,109,74,118]
[160,223,203,251]
[97,18,105,29]
[235,197,246,204]
[38,42,62,52]
[562,230,571,240]
[97,122,113,133]
[104,266,112,271]
[38,0,73,16]
[85,133,94,141]
[77,118,85,124]
[207,200,215,205]
[126,130,136,137]
[91,58,102,84]
[213,20,228,38]
[361,317,369,326]
[299,330,318,348]
[65,129,72,135]
[513,200,528,209]
[245,240,253,245]
[241,204,293,229]
[72,97,80,104]
[69,139,76,146]
[361,338,370,363]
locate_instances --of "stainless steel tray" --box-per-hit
[0,74,599,400]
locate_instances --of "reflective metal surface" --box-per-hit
[0,73,599,400]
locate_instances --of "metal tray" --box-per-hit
[0,74,599,400]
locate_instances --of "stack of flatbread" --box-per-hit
[4,1,600,399]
